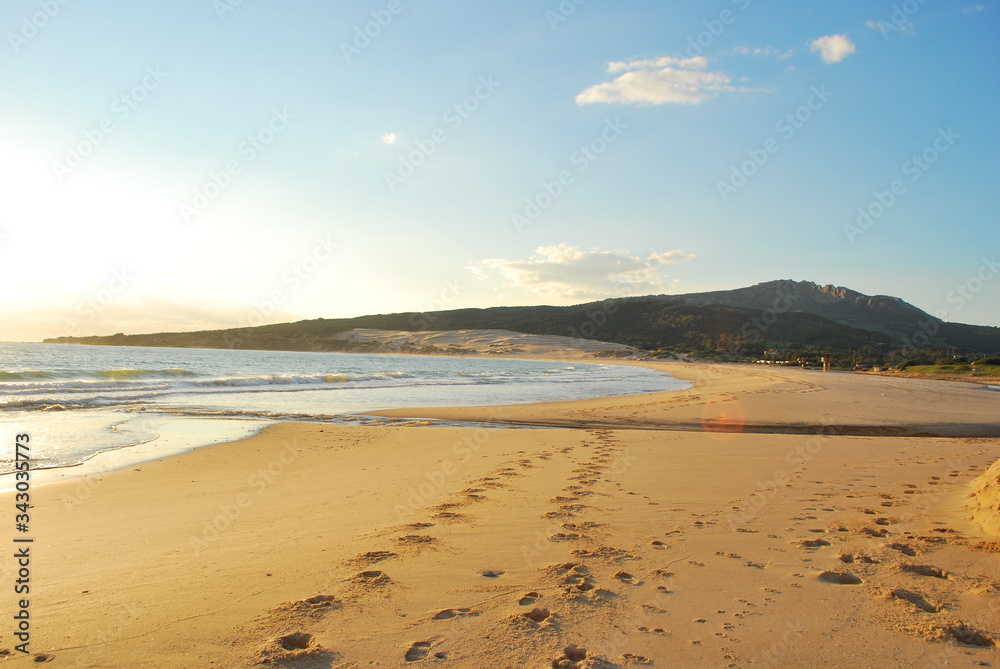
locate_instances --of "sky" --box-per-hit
[1,0,997,342]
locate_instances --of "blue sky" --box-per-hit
[1,0,997,341]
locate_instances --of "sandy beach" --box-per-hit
[2,358,997,668]
[8,0,998,665]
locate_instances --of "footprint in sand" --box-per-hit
[638,626,667,634]
[394,535,437,547]
[349,550,398,566]
[552,644,588,667]
[886,588,939,613]
[519,592,541,606]
[818,571,863,585]
[277,632,313,650]
[404,641,432,662]
[838,554,877,565]
[887,542,917,556]
[433,608,475,620]
[613,571,640,585]
[941,624,995,647]
[523,607,552,623]
[623,653,652,664]
[301,594,338,608]
[572,546,634,561]
[562,574,596,593]
[900,564,949,579]
[549,532,582,542]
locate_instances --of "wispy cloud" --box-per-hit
[733,46,796,59]
[381,132,398,144]
[606,55,707,73]
[470,245,695,299]
[810,34,857,63]
[963,4,986,12]
[576,56,767,106]
[866,19,915,35]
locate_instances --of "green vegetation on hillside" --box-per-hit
[43,290,1000,370]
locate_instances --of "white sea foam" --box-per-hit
[0,343,688,477]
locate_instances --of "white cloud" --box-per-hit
[607,55,707,73]
[866,18,915,35]
[576,57,767,107]
[810,34,857,63]
[734,46,776,57]
[648,250,696,265]
[381,132,398,144]
[733,46,796,59]
[470,245,695,299]
[963,4,986,12]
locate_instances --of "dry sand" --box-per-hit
[1,358,998,668]
[329,328,639,358]
[972,460,1000,537]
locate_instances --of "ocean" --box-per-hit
[0,343,687,477]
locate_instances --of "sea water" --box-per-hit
[0,343,687,474]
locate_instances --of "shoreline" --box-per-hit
[1,358,997,667]
[369,359,1000,437]
[8,355,1000,491]
[0,416,274,494]
[0,351,689,490]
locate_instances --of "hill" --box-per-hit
[43,280,1000,365]
[669,279,997,352]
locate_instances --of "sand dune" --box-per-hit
[330,328,639,358]
[2,361,997,667]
